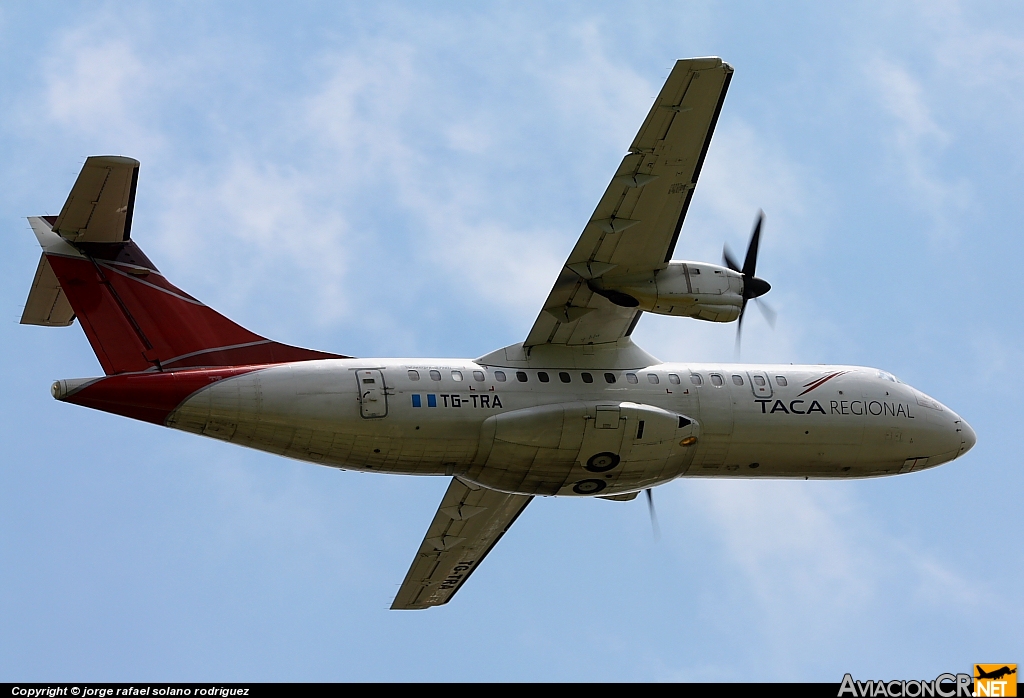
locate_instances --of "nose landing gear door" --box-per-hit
[356,369,388,418]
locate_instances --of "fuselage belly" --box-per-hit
[163,359,974,497]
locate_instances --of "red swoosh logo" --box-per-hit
[797,370,849,396]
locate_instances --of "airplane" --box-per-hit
[20,57,976,610]
[976,666,1016,681]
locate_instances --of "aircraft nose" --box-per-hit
[957,418,976,457]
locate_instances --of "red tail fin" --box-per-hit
[26,215,345,375]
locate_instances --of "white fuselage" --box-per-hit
[165,358,975,497]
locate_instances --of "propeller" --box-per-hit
[723,210,775,353]
[645,488,661,541]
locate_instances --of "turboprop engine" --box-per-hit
[589,211,775,345]
[587,261,746,323]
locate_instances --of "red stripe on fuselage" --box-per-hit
[60,366,267,425]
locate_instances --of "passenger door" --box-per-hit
[356,369,388,418]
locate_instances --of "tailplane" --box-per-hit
[22,157,345,375]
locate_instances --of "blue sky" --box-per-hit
[2,1,1021,682]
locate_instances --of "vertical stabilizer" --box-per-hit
[23,157,348,374]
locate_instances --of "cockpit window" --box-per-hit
[710,374,724,387]
[877,371,900,383]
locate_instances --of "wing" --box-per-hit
[525,57,733,347]
[52,156,140,243]
[391,477,532,610]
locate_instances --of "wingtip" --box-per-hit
[84,155,140,167]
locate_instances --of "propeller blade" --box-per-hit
[755,297,777,329]
[645,488,661,541]
[722,245,741,273]
[735,298,748,357]
[742,210,764,279]
[727,209,774,354]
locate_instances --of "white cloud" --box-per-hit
[868,57,970,234]
[36,17,168,158]
[45,40,145,129]
[664,477,989,669]
[151,159,354,325]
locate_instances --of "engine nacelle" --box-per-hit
[589,261,745,323]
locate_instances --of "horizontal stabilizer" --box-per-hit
[21,253,75,327]
[53,156,140,243]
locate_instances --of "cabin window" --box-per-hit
[668,374,680,385]
[710,373,724,386]
[451,370,463,381]
[516,371,528,382]
[647,374,660,384]
[495,370,506,382]
[689,374,702,386]
[732,375,744,386]
[690,268,700,275]
[626,373,638,384]
[604,373,617,384]
[538,372,550,383]
[559,372,571,383]
[473,370,485,381]
[429,370,441,381]
[753,375,766,387]
[408,370,420,381]
[582,372,594,383]
[775,375,788,386]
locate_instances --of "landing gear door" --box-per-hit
[356,369,388,418]
[747,370,773,399]
[579,405,625,469]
